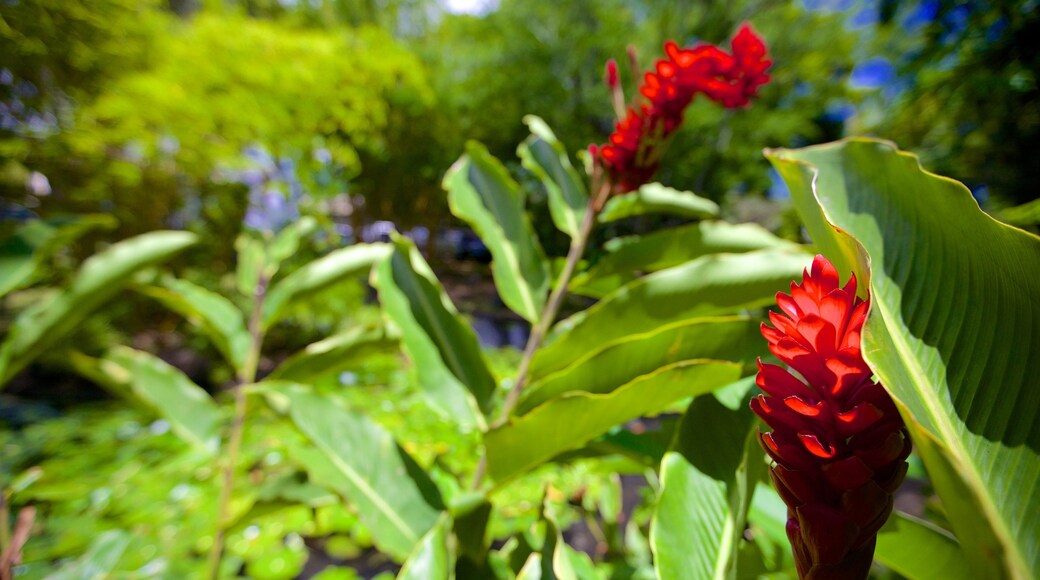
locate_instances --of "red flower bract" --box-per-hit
[751,255,910,580]
[597,23,771,193]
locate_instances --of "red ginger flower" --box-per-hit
[751,255,910,580]
[598,23,771,193]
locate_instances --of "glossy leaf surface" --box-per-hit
[444,141,550,322]
[268,323,398,382]
[372,237,494,428]
[520,316,760,413]
[570,221,800,298]
[485,360,741,484]
[517,115,588,239]
[651,394,761,580]
[768,138,1040,578]
[531,249,810,379]
[597,182,718,223]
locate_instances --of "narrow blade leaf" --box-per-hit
[0,230,197,387]
[372,236,495,427]
[444,141,550,322]
[518,115,588,239]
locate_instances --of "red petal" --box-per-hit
[822,456,874,490]
[853,430,907,469]
[835,403,884,438]
[756,360,816,400]
[776,291,800,318]
[772,464,821,505]
[794,503,858,565]
[799,433,836,459]
[810,254,840,293]
[784,396,823,417]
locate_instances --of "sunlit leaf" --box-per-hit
[398,515,454,580]
[485,360,741,484]
[137,275,251,372]
[372,236,494,428]
[0,230,197,388]
[70,346,221,452]
[597,182,719,223]
[45,529,132,580]
[521,316,760,413]
[518,115,588,239]
[444,141,550,322]
[570,221,801,298]
[274,384,444,561]
[531,249,810,379]
[768,138,1040,578]
[261,242,390,329]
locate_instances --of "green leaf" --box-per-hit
[235,233,266,297]
[597,182,719,223]
[0,230,197,388]
[518,115,588,239]
[268,323,399,382]
[531,249,811,379]
[520,316,760,413]
[70,346,221,452]
[268,216,318,269]
[372,236,495,428]
[570,221,801,299]
[45,529,132,580]
[137,276,250,371]
[768,137,1040,579]
[875,512,972,580]
[261,242,390,329]
[274,384,444,561]
[444,141,550,322]
[485,360,741,484]
[0,214,116,299]
[651,392,762,580]
[996,198,1040,227]
[397,515,454,580]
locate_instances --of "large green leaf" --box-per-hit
[570,221,800,299]
[520,316,760,413]
[768,138,1040,578]
[45,529,132,580]
[517,115,588,239]
[0,230,197,388]
[485,360,741,484]
[267,323,399,382]
[443,141,551,322]
[597,182,719,223]
[372,236,495,428]
[397,515,454,580]
[137,276,250,371]
[531,249,810,379]
[876,512,972,580]
[261,242,390,329]
[651,393,762,580]
[273,384,444,561]
[71,346,221,452]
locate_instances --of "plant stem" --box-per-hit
[497,183,610,425]
[207,275,268,580]
[471,182,611,490]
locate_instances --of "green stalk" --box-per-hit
[207,274,268,579]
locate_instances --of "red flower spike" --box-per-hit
[752,255,910,580]
[595,23,771,193]
[605,59,619,89]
